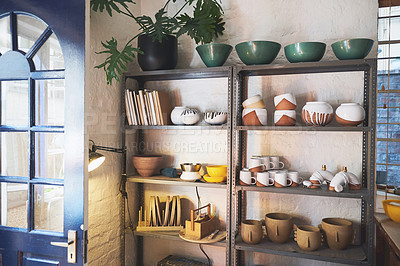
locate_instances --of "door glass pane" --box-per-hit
[35,79,65,126]
[1,81,29,126]
[0,132,28,177]
[35,133,64,179]
[0,15,11,55]
[17,14,47,53]
[0,182,28,228]
[34,185,63,232]
[33,33,64,70]
[379,17,400,42]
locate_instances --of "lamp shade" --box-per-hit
[89,151,105,172]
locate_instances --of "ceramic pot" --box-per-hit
[301,102,333,126]
[284,42,326,63]
[132,155,163,177]
[241,220,263,244]
[274,93,297,110]
[274,110,296,126]
[242,108,267,126]
[170,106,187,125]
[204,112,227,125]
[242,95,266,109]
[265,213,293,243]
[137,34,177,71]
[331,38,374,60]
[335,103,365,126]
[320,218,354,250]
[181,109,201,125]
[196,43,232,67]
[294,225,322,251]
[235,41,281,65]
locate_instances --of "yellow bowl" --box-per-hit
[382,200,400,223]
[203,174,227,183]
[206,165,227,177]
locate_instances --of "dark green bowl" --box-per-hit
[196,43,232,67]
[331,38,374,60]
[284,42,326,63]
[235,41,281,65]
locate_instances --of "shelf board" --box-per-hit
[235,238,368,265]
[236,59,374,76]
[236,125,372,132]
[125,125,228,130]
[235,185,369,199]
[127,175,227,188]
[133,230,227,247]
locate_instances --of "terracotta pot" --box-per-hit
[132,155,163,177]
[301,102,333,126]
[274,93,297,110]
[241,220,263,244]
[274,110,296,126]
[294,225,322,251]
[335,103,365,126]
[320,218,354,250]
[265,213,293,243]
[242,108,267,126]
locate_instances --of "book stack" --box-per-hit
[125,89,172,126]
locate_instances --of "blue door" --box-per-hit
[0,1,86,265]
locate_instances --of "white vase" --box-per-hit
[301,102,333,126]
[335,103,365,126]
[170,106,187,125]
[181,108,201,125]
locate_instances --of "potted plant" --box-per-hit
[91,0,226,84]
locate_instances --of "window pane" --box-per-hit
[378,43,400,58]
[0,132,28,177]
[389,108,400,123]
[377,123,388,139]
[379,17,400,41]
[0,15,11,55]
[34,185,63,232]
[377,92,388,108]
[388,165,400,186]
[35,79,65,126]
[377,123,400,139]
[0,182,27,228]
[377,141,388,164]
[377,108,388,123]
[377,59,400,77]
[388,141,400,164]
[35,133,64,179]
[17,14,47,53]
[1,81,29,126]
[33,33,64,70]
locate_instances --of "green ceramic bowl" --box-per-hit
[196,43,233,67]
[284,42,326,63]
[331,38,374,60]
[235,41,281,65]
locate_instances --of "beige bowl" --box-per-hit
[132,155,163,177]
[242,95,266,109]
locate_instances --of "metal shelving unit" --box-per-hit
[231,59,376,266]
[121,66,234,266]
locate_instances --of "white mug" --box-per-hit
[288,171,303,187]
[274,171,292,187]
[248,157,266,172]
[259,156,276,170]
[240,169,256,185]
[268,170,279,179]
[256,172,274,187]
[270,156,285,169]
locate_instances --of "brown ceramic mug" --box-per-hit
[265,213,293,243]
[241,220,263,244]
[294,225,322,251]
[319,218,354,250]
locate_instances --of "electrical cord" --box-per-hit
[195,186,201,214]
[199,244,211,266]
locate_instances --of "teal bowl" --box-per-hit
[196,43,232,67]
[284,42,326,63]
[331,38,374,60]
[235,41,281,65]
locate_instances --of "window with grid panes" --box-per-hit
[377,2,400,188]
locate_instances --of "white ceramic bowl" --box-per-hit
[204,111,228,125]
[274,93,297,110]
[335,103,365,126]
[242,95,266,109]
[301,102,333,126]
[181,109,201,125]
[180,171,201,181]
[274,110,296,126]
[242,108,267,126]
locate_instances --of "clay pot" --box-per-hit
[242,108,267,126]
[242,95,266,109]
[274,110,296,126]
[274,93,297,110]
[181,108,201,125]
[241,220,263,244]
[294,225,322,251]
[170,106,188,125]
[265,213,293,243]
[320,218,354,250]
[132,155,163,177]
[301,102,333,126]
[335,103,365,127]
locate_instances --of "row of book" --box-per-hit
[125,89,172,126]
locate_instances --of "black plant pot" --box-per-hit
[137,34,178,71]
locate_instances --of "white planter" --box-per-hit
[301,102,333,126]
[335,103,365,126]
[170,106,187,125]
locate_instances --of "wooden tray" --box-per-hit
[179,229,226,244]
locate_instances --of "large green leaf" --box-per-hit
[91,0,135,16]
[95,38,142,84]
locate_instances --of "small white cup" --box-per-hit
[288,171,303,187]
[270,156,285,169]
[248,157,266,172]
[256,172,274,187]
[259,156,276,170]
[240,169,256,185]
[274,171,292,187]
[268,170,279,179]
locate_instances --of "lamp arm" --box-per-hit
[94,145,126,154]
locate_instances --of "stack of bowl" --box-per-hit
[273,93,297,126]
[242,95,267,126]
[204,165,227,183]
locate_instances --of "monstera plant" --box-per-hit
[91,0,225,84]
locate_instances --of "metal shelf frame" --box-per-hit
[231,59,377,266]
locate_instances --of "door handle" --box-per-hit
[50,230,77,263]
